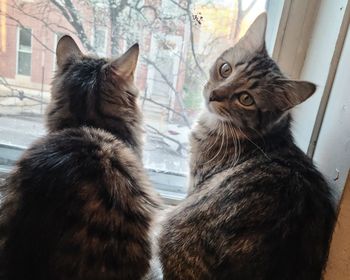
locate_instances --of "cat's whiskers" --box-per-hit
[227,120,241,168]
[238,127,270,160]
[224,120,235,162]
[202,124,220,161]
[199,123,219,164]
[235,126,242,166]
[250,127,266,147]
[230,123,240,167]
[202,121,225,166]
[219,122,229,167]
[219,111,242,168]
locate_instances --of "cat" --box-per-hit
[0,35,159,280]
[159,13,335,280]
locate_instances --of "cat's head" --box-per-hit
[203,13,316,135]
[47,35,141,146]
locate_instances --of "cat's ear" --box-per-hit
[110,43,139,78]
[236,12,267,54]
[56,35,82,68]
[283,81,316,110]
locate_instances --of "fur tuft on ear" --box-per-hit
[283,81,316,110]
[56,35,82,68]
[236,12,267,54]
[110,43,139,78]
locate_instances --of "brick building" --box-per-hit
[0,0,189,122]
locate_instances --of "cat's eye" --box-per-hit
[238,92,254,106]
[219,63,232,78]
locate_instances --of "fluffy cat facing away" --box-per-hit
[159,13,335,280]
[0,36,159,280]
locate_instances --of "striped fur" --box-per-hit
[0,36,159,280]
[159,13,335,280]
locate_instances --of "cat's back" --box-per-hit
[16,126,144,185]
[160,146,335,280]
[0,127,158,280]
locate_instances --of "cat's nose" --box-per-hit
[209,90,226,102]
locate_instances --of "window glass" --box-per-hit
[17,52,31,75]
[19,28,31,51]
[0,0,279,199]
[17,27,32,75]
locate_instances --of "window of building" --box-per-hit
[93,27,107,57]
[17,27,32,76]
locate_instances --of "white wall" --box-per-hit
[313,24,350,200]
[293,0,347,151]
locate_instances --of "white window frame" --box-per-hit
[270,0,320,79]
[53,33,65,72]
[53,33,58,72]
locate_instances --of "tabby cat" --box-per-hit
[0,36,159,280]
[159,13,335,280]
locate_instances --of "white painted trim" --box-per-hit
[265,0,286,55]
[270,0,291,60]
[53,33,58,72]
[307,0,350,157]
[52,33,58,72]
[15,27,19,76]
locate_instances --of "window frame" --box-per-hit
[270,0,320,79]
[53,32,65,72]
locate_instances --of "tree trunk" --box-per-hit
[108,0,128,56]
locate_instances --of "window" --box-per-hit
[17,27,32,76]
[93,27,107,57]
[0,0,283,203]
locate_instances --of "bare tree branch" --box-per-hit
[146,124,187,154]
[0,77,48,105]
[186,0,207,78]
[231,0,258,41]
[50,0,94,52]
[141,96,190,127]
[8,1,75,35]
[1,12,55,53]
[142,56,191,127]
[169,0,206,78]
[108,0,129,55]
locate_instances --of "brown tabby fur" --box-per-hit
[159,13,335,280]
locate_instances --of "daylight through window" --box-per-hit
[0,0,278,199]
